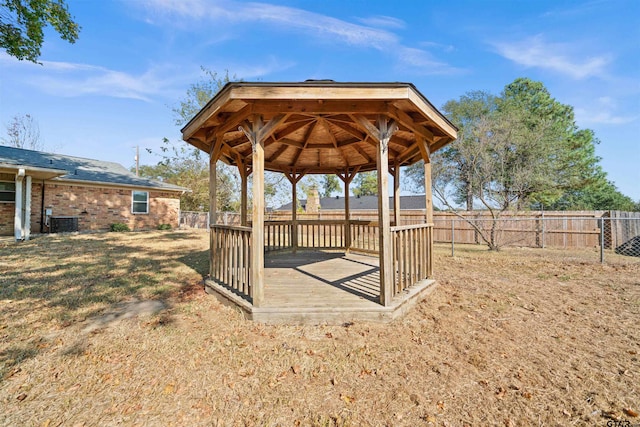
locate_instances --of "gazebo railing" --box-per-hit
[210,224,252,299]
[391,223,432,296]
[209,220,434,305]
[297,220,345,249]
[265,220,293,252]
[350,220,380,253]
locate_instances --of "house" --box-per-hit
[275,194,427,212]
[0,146,186,240]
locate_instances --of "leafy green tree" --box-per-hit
[140,138,238,212]
[1,0,80,62]
[320,174,340,197]
[352,171,378,197]
[548,179,636,211]
[407,78,621,249]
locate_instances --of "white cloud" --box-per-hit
[396,47,464,75]
[575,97,637,125]
[492,34,611,79]
[1,53,187,101]
[136,0,460,75]
[356,15,406,29]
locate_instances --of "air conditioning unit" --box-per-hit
[50,216,79,233]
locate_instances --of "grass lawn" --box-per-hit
[1,230,638,426]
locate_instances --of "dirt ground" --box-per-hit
[0,230,638,426]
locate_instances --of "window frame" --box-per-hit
[131,190,149,214]
[0,180,16,203]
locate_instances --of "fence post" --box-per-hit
[541,211,545,249]
[207,212,210,228]
[451,219,455,257]
[600,217,605,264]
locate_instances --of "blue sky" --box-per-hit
[1,0,639,200]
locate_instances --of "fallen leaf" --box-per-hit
[340,394,354,404]
[163,384,175,394]
[291,365,301,375]
[16,393,27,401]
[521,391,532,399]
[623,408,639,417]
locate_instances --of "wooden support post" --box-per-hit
[284,171,305,252]
[239,114,286,307]
[209,152,218,278]
[338,167,358,253]
[424,156,434,278]
[344,178,350,252]
[291,175,297,252]
[238,162,250,226]
[242,117,265,307]
[392,162,400,227]
[373,115,398,306]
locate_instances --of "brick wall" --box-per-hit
[0,202,13,235]
[42,183,180,232]
[0,180,181,236]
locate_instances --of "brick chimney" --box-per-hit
[306,187,320,213]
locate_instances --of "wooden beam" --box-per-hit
[352,114,382,141]
[266,144,290,163]
[277,138,305,149]
[388,103,434,142]
[247,99,389,115]
[416,135,431,163]
[291,120,318,165]
[320,117,351,166]
[328,119,366,140]
[257,113,289,143]
[214,104,253,138]
[395,142,421,165]
[273,119,313,141]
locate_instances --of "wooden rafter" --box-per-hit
[291,119,318,165]
[319,117,351,167]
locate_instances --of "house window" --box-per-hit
[132,191,149,214]
[0,181,16,203]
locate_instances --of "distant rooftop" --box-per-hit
[276,194,426,211]
[0,146,185,192]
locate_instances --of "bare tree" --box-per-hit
[2,114,43,150]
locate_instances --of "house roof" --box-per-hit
[0,146,186,192]
[182,81,457,175]
[276,194,427,211]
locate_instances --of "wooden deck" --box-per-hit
[204,250,437,324]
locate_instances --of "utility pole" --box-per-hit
[134,145,139,176]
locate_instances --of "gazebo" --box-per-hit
[181,81,457,323]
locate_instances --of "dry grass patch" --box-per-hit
[1,230,638,426]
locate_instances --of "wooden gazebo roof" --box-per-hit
[181,81,457,174]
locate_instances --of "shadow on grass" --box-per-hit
[0,231,208,379]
